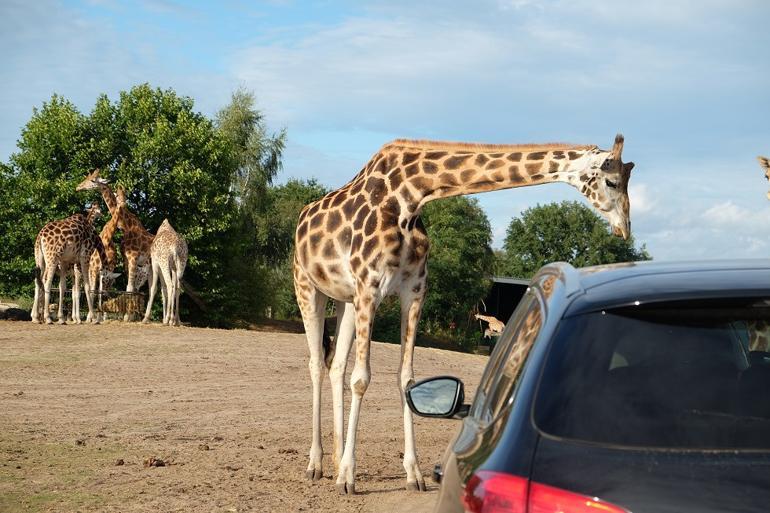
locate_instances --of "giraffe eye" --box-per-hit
[605,179,618,189]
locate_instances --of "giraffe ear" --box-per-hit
[611,133,624,159]
[623,162,635,173]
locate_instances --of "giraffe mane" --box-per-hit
[387,139,597,153]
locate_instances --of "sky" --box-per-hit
[2,0,770,261]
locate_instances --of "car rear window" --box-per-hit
[534,298,770,449]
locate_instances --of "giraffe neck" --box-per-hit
[380,140,597,211]
[98,184,118,215]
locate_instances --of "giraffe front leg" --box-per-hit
[124,258,136,322]
[329,301,356,473]
[399,288,428,491]
[336,290,376,495]
[81,261,97,324]
[73,266,83,324]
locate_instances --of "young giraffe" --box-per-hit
[294,134,634,494]
[32,204,110,324]
[76,171,154,317]
[84,214,122,322]
[142,219,188,326]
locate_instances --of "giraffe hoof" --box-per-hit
[305,469,323,481]
[406,479,427,492]
[57,320,66,325]
[45,319,53,325]
[336,482,355,495]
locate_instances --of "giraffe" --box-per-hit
[31,204,110,324]
[84,214,122,322]
[293,134,634,494]
[142,218,188,326]
[759,156,770,199]
[76,170,153,317]
[475,313,505,338]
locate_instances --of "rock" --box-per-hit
[143,457,166,468]
[2,308,31,322]
[115,458,125,466]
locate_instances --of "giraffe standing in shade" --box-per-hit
[294,134,634,494]
[142,218,188,326]
[76,171,153,311]
[32,204,110,324]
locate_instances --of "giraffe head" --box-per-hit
[758,156,770,199]
[99,269,122,290]
[76,169,109,191]
[573,134,635,239]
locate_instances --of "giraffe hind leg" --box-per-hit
[295,261,328,481]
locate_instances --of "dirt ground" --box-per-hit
[0,321,487,513]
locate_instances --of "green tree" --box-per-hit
[215,87,286,207]
[0,95,90,297]
[256,179,329,319]
[421,196,494,330]
[498,200,651,278]
[0,85,248,325]
[372,196,494,349]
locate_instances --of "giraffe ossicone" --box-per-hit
[294,134,635,494]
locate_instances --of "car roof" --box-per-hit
[539,259,770,316]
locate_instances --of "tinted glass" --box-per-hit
[535,298,770,449]
[471,292,543,424]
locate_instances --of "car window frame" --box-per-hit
[470,287,546,426]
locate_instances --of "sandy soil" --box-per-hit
[0,321,487,513]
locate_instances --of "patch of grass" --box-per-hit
[0,295,33,311]
[0,437,117,512]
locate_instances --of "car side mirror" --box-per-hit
[405,376,469,419]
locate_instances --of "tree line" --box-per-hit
[0,84,650,349]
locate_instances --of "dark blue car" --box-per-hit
[407,260,770,513]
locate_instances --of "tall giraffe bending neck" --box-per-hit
[294,134,634,494]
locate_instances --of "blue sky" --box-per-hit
[2,0,769,260]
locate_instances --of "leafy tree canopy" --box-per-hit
[497,200,651,278]
[0,84,256,325]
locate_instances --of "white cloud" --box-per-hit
[629,183,656,214]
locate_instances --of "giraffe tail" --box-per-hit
[34,266,44,291]
[322,321,335,370]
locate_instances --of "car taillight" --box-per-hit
[462,471,629,513]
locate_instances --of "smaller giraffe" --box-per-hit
[31,204,110,324]
[475,313,505,338]
[759,156,770,199]
[84,214,122,322]
[142,219,188,326]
